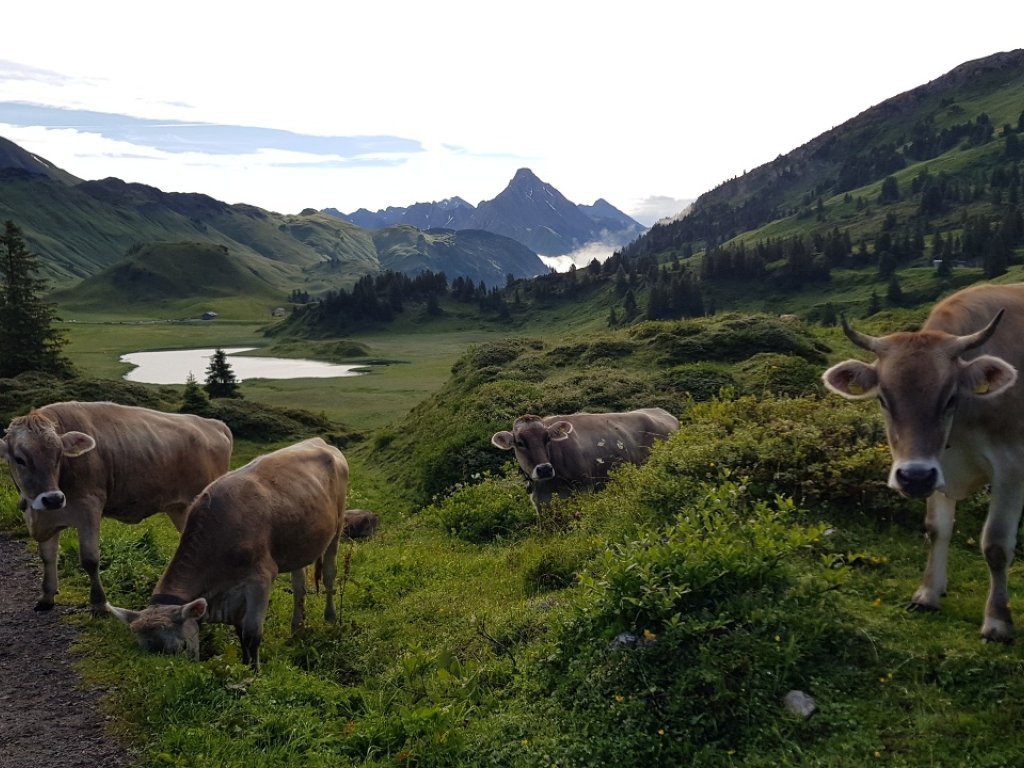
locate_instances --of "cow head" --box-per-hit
[0,412,96,511]
[106,599,207,659]
[492,415,573,482]
[823,312,1016,498]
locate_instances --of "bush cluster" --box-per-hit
[423,473,535,544]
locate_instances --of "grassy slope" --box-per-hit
[3,287,1024,765]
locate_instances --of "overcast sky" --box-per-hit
[1,2,1021,227]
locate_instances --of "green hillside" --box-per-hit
[52,241,290,319]
[0,169,545,296]
[618,49,1024,314]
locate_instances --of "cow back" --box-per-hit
[545,408,678,486]
[156,438,348,599]
[41,401,232,522]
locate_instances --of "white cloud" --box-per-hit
[1,2,1022,215]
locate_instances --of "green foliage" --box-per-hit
[632,313,830,365]
[0,219,72,377]
[424,473,535,544]
[202,398,343,442]
[0,370,171,423]
[660,362,736,401]
[532,480,851,765]
[204,347,241,399]
[733,352,825,398]
[179,372,209,413]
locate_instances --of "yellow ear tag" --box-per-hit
[847,382,864,395]
[974,381,990,395]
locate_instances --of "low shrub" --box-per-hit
[660,363,736,401]
[733,353,824,398]
[532,479,860,765]
[424,473,535,544]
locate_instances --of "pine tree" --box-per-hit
[0,220,70,378]
[204,348,242,399]
[180,371,211,413]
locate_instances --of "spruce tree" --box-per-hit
[0,220,70,378]
[204,348,242,399]
[181,371,211,413]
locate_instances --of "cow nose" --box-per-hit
[534,463,555,480]
[40,491,66,510]
[894,465,939,498]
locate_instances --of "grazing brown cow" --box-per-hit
[0,401,232,614]
[343,509,380,540]
[107,437,348,669]
[823,283,1024,641]
[491,407,679,513]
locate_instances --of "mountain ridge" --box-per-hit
[325,168,646,256]
[0,142,549,295]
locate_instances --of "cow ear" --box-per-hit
[106,603,141,625]
[491,431,515,450]
[822,360,879,400]
[960,354,1017,398]
[548,420,574,441]
[61,431,96,457]
[181,598,208,621]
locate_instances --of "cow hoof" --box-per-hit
[981,632,1014,645]
[981,619,1014,644]
[90,605,110,619]
[905,601,939,613]
[33,600,55,612]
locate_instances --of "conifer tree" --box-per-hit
[204,348,242,399]
[180,371,211,413]
[0,220,70,378]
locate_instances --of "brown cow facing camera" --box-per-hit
[492,407,679,513]
[107,437,348,670]
[823,282,1024,642]
[0,401,232,614]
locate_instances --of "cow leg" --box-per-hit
[290,568,307,634]
[237,579,272,670]
[76,517,108,616]
[979,481,1024,643]
[910,492,956,611]
[34,533,61,611]
[321,533,341,623]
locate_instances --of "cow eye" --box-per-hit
[944,394,958,412]
[514,439,525,449]
[877,395,889,411]
[13,456,26,467]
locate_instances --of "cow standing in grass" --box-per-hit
[491,407,679,514]
[107,437,348,670]
[0,401,232,614]
[823,283,1024,642]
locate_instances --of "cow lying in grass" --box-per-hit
[491,407,680,513]
[107,438,348,669]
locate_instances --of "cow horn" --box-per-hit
[840,314,883,353]
[950,308,1005,355]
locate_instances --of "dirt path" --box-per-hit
[0,533,133,768]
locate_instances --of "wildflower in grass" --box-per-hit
[643,628,657,642]
[872,598,882,607]
[615,695,625,703]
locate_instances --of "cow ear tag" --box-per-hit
[974,380,990,395]
[847,381,864,395]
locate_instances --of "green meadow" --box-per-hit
[6,296,1024,767]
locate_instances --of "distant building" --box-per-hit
[201,311,218,321]
[271,307,286,317]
